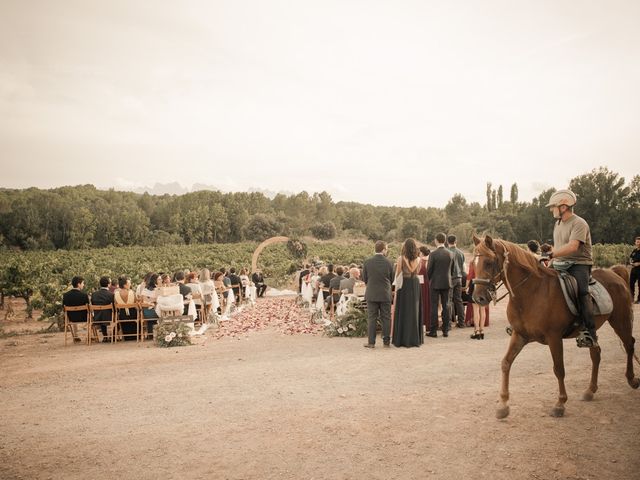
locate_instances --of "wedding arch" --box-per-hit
[251,236,308,273]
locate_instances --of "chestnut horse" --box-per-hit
[471,234,639,418]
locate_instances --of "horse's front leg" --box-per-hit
[582,344,602,401]
[497,331,527,419]
[548,336,568,417]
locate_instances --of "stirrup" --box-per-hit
[505,326,513,336]
[576,330,598,348]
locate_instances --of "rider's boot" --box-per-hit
[576,293,598,348]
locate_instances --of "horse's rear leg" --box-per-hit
[582,345,601,401]
[608,315,640,389]
[497,332,527,419]
[549,336,568,417]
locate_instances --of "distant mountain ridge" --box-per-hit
[131,182,291,199]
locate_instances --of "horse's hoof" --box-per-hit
[496,405,510,419]
[582,391,594,402]
[630,377,640,389]
[550,406,565,417]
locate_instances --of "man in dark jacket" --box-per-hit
[427,233,454,337]
[62,275,90,342]
[362,241,394,348]
[91,276,115,342]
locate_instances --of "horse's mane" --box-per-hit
[477,238,557,278]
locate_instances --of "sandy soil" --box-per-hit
[1,296,639,480]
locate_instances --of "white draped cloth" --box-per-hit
[155,294,197,320]
[301,280,313,304]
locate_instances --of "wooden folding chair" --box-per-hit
[114,303,139,343]
[139,301,158,342]
[190,292,205,325]
[63,304,90,346]
[89,304,115,345]
[230,283,243,304]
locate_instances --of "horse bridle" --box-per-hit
[472,249,531,304]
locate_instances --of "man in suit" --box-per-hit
[340,267,360,294]
[228,267,242,301]
[447,234,467,328]
[174,271,192,315]
[362,241,394,348]
[329,266,345,306]
[90,276,115,342]
[252,269,267,297]
[427,233,454,337]
[62,275,90,343]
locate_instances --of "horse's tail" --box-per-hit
[611,265,630,289]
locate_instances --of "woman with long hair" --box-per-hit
[392,238,423,347]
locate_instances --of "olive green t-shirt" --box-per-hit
[552,214,593,265]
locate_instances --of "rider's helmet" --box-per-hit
[545,189,577,208]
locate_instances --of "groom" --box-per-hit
[362,240,395,348]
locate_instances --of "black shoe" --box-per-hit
[426,332,438,338]
[442,331,449,337]
[383,342,390,348]
[470,331,480,339]
[457,322,465,328]
[102,337,111,343]
[363,343,375,349]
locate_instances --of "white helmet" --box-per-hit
[545,189,577,208]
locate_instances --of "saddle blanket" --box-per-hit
[558,275,613,317]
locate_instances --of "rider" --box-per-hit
[545,189,598,348]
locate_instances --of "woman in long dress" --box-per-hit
[418,246,431,332]
[392,238,423,347]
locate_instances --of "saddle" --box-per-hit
[557,273,613,317]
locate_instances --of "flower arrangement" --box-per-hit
[324,305,368,337]
[286,238,307,259]
[155,321,192,347]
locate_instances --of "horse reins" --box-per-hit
[473,249,531,304]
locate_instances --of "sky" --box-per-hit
[1,0,639,208]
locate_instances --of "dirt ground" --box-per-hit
[1,296,639,480]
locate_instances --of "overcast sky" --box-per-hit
[1,0,639,207]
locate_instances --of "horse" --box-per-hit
[471,234,639,418]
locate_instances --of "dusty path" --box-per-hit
[1,299,639,480]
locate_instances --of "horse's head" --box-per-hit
[471,234,506,306]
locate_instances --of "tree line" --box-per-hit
[0,167,638,250]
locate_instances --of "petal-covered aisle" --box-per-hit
[210,297,324,339]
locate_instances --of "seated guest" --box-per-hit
[199,268,217,315]
[329,266,345,305]
[251,269,267,297]
[527,240,541,257]
[186,271,203,319]
[314,266,327,300]
[91,276,115,342]
[161,273,172,286]
[135,272,152,301]
[319,264,336,293]
[239,268,250,286]
[228,267,242,300]
[340,267,360,294]
[141,273,160,339]
[62,275,89,343]
[174,271,192,315]
[298,264,311,293]
[114,276,138,341]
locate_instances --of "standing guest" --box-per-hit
[252,269,267,297]
[527,240,541,256]
[91,276,115,342]
[447,235,466,328]
[114,276,138,341]
[62,276,89,343]
[362,241,395,348]
[427,233,454,338]
[340,267,360,294]
[418,246,431,332]
[392,239,423,348]
[465,260,490,338]
[630,236,640,304]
